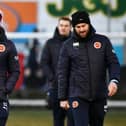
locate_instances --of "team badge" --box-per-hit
[94,42,101,49]
[0,44,6,52]
[72,101,79,108]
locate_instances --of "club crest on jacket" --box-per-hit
[0,44,6,52]
[94,42,101,49]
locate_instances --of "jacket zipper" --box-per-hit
[85,42,93,101]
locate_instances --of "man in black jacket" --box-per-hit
[58,10,120,126]
[41,17,72,126]
[0,12,20,126]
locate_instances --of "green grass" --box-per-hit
[105,109,126,126]
[7,108,126,126]
[7,108,52,126]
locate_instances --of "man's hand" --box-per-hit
[108,81,118,96]
[60,100,70,110]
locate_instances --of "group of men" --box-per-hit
[41,10,120,126]
[0,9,120,126]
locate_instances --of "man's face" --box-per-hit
[74,23,90,38]
[58,20,71,36]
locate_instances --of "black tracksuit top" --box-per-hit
[58,26,120,101]
[41,28,71,90]
[0,27,20,100]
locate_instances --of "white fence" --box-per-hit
[9,99,126,108]
[6,32,126,39]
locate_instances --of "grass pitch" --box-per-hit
[7,108,52,126]
[7,108,126,126]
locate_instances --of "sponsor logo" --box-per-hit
[47,0,125,17]
[73,42,79,47]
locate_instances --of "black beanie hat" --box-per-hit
[71,10,90,27]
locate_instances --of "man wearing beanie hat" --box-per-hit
[0,10,20,126]
[58,10,120,126]
[71,11,90,27]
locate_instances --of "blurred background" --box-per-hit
[0,0,126,126]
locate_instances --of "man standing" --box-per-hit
[58,10,120,126]
[0,11,20,126]
[41,17,72,126]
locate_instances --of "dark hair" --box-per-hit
[58,17,71,25]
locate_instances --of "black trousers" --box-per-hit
[48,89,74,126]
[69,97,108,126]
[0,100,9,126]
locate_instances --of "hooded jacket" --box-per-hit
[41,28,71,90]
[0,27,20,100]
[58,25,120,101]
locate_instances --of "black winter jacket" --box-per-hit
[0,27,20,100]
[58,26,120,101]
[41,28,71,90]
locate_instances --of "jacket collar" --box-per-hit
[53,27,71,42]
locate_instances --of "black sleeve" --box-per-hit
[58,43,70,100]
[105,37,120,83]
[40,41,54,81]
[6,40,20,94]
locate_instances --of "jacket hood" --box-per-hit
[0,26,7,42]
